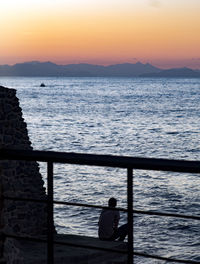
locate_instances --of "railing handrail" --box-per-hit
[1,148,200,264]
[1,148,200,173]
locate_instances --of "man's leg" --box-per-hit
[117,223,128,241]
[111,223,128,241]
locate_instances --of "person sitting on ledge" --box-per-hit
[98,197,128,241]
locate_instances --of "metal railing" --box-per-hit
[1,148,200,264]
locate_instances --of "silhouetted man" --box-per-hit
[98,197,128,241]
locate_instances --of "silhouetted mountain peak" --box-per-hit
[135,62,143,65]
[15,61,58,66]
[15,61,40,66]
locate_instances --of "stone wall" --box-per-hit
[0,86,48,263]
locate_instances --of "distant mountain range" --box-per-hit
[140,67,200,78]
[0,61,200,77]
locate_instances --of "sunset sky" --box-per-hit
[1,0,200,69]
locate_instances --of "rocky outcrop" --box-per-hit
[0,86,48,263]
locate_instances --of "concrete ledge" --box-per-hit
[7,234,128,264]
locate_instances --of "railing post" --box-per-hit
[47,161,54,264]
[127,167,133,264]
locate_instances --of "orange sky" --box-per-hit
[1,0,200,69]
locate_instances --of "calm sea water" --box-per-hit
[1,77,200,263]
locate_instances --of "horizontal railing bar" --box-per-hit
[4,233,199,264]
[2,196,126,212]
[134,251,200,264]
[2,196,47,204]
[133,209,200,220]
[54,200,127,212]
[1,149,200,173]
[3,196,200,220]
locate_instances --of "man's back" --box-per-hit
[98,208,120,240]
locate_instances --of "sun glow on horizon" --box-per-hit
[1,0,200,69]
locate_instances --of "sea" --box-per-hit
[0,77,200,263]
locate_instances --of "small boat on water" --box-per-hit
[40,83,46,87]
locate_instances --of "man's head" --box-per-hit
[108,197,117,208]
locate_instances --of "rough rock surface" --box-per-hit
[0,86,48,263]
